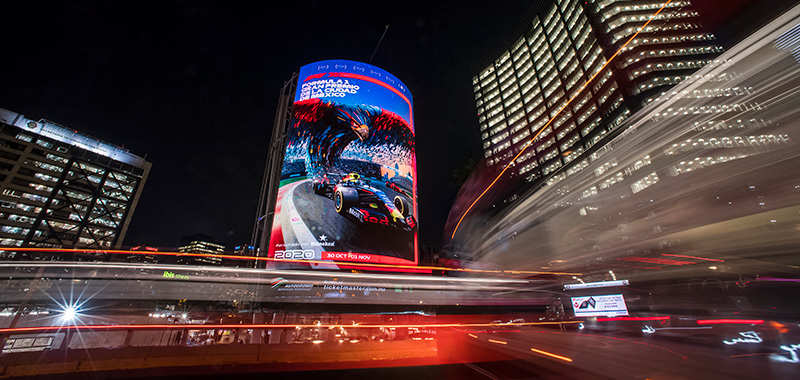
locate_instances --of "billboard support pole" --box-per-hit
[251,73,298,268]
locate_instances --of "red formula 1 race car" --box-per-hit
[313,172,416,232]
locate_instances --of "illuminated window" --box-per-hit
[1,226,30,235]
[544,84,562,101]
[506,101,523,116]
[506,109,525,125]
[28,183,53,193]
[573,93,591,112]
[21,193,47,203]
[512,129,530,145]
[510,119,527,135]
[560,134,580,152]
[0,239,23,247]
[45,153,68,164]
[525,95,544,113]
[32,161,63,173]
[517,59,534,78]
[563,58,580,78]
[530,117,549,135]
[557,123,577,140]
[577,104,597,124]
[483,81,498,94]
[513,52,531,69]
[500,78,518,94]
[558,49,577,71]
[536,138,556,153]
[544,6,558,33]
[563,147,584,164]
[542,158,562,174]
[581,116,601,137]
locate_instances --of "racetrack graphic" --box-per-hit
[271,177,415,264]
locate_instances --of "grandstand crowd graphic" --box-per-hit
[269,60,418,267]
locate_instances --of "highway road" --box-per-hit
[446,325,800,379]
[0,262,557,307]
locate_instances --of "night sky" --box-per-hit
[0,0,540,249]
[0,0,791,250]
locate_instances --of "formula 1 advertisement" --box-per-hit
[268,60,418,268]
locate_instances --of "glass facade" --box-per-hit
[474,0,722,185]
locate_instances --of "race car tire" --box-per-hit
[334,187,359,214]
[393,196,409,217]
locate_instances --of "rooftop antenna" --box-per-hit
[369,25,390,63]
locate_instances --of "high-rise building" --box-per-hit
[474,0,722,184]
[0,108,151,259]
[177,233,225,266]
[456,6,800,276]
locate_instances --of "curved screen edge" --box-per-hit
[268,60,418,270]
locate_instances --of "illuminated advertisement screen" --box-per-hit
[269,60,417,268]
[570,294,629,317]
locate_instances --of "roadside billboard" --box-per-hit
[570,294,629,317]
[268,60,417,268]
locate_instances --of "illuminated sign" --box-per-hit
[162,271,189,280]
[269,60,417,268]
[571,294,629,317]
[771,343,800,363]
[564,279,629,290]
[0,109,148,169]
[722,331,762,345]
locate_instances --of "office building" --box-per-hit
[177,233,225,266]
[474,0,722,184]
[460,19,799,275]
[0,108,151,259]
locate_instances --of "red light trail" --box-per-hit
[0,321,582,335]
[661,253,725,262]
[596,316,670,322]
[696,319,764,325]
[0,247,583,276]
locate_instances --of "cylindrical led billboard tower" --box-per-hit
[268,60,417,268]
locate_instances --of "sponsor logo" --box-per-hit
[270,277,288,289]
[348,208,364,222]
[269,277,314,291]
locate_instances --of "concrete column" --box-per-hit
[268,312,284,344]
[251,312,265,344]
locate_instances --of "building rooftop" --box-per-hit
[0,108,148,169]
